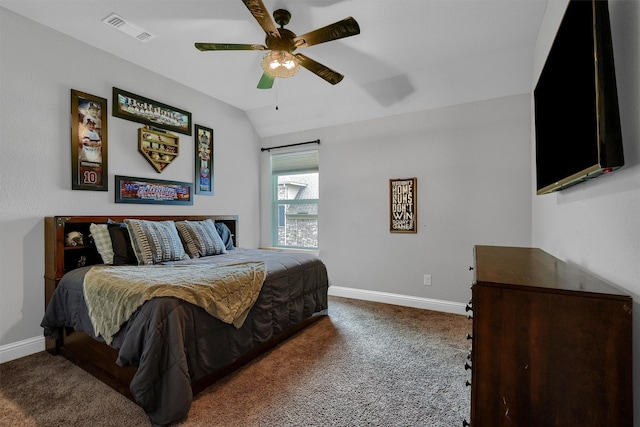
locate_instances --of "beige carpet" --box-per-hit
[0,296,471,426]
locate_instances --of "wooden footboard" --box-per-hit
[50,328,137,400]
[47,312,327,401]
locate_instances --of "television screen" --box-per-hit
[534,0,623,194]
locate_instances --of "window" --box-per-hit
[271,150,319,249]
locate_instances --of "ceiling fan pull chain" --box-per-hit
[275,82,279,111]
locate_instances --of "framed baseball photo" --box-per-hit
[71,89,108,191]
[194,124,214,195]
[112,87,192,136]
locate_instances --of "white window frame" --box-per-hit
[270,150,319,249]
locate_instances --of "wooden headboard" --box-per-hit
[44,215,238,308]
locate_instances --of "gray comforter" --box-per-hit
[41,249,329,426]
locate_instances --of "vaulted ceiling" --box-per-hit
[0,0,549,137]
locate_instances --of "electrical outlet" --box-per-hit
[424,274,432,286]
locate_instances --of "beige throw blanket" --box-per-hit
[83,262,265,345]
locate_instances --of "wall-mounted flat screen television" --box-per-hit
[534,0,624,195]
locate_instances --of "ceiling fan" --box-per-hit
[195,0,360,89]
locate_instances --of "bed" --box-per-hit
[42,215,329,426]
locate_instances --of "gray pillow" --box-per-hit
[124,219,188,265]
[175,219,227,258]
[215,222,235,250]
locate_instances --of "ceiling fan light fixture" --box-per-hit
[261,51,300,78]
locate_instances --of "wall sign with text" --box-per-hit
[389,177,417,233]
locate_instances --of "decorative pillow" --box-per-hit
[124,219,188,265]
[89,223,114,264]
[107,222,138,266]
[215,222,235,250]
[175,219,227,258]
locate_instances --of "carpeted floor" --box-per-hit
[0,296,471,426]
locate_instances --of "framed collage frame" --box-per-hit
[194,124,214,195]
[112,87,192,135]
[115,175,193,205]
[389,177,417,233]
[71,89,108,191]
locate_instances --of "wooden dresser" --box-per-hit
[466,245,633,427]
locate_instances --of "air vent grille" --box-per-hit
[105,15,125,28]
[137,32,154,42]
[102,13,156,43]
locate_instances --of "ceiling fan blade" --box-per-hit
[294,53,344,85]
[241,0,280,39]
[257,73,275,89]
[293,17,360,49]
[195,43,266,51]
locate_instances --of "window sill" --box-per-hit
[259,247,320,257]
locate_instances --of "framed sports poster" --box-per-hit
[112,87,192,136]
[115,175,193,205]
[194,124,213,195]
[71,89,108,191]
[390,177,417,233]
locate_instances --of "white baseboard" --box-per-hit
[0,336,45,364]
[328,286,467,315]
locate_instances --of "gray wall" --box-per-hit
[0,8,261,353]
[532,0,640,424]
[3,6,637,423]
[260,94,533,304]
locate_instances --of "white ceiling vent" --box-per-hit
[102,13,156,43]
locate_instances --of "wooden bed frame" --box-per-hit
[44,215,326,401]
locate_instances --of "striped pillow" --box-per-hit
[124,219,188,265]
[175,219,227,258]
[89,223,114,264]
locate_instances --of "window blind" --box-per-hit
[271,150,319,174]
